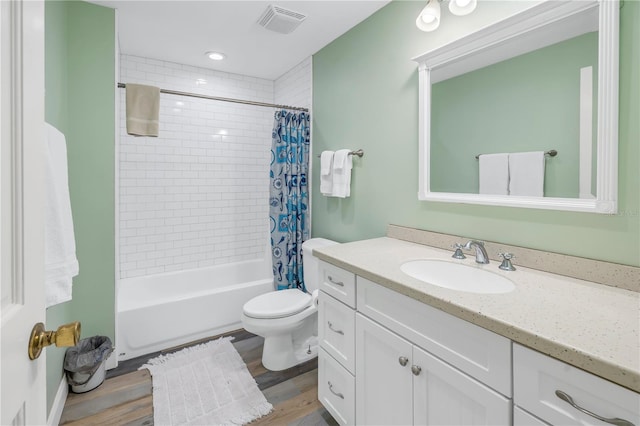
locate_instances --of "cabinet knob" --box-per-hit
[398,356,409,367]
[411,365,422,376]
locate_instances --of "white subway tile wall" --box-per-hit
[274,57,312,109]
[118,55,312,279]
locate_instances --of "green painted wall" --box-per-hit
[312,1,639,266]
[431,32,598,198]
[44,0,115,414]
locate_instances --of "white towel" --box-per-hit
[125,83,160,137]
[509,151,545,197]
[320,150,334,196]
[478,153,509,195]
[44,123,79,308]
[331,149,353,198]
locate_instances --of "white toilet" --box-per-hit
[241,238,337,371]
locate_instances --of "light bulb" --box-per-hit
[449,0,476,16]
[416,0,441,32]
[421,13,436,24]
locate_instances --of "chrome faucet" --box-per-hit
[463,240,490,264]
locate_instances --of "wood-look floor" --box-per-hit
[60,330,338,425]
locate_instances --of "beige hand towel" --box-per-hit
[126,83,160,137]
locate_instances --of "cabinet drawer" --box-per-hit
[318,292,356,374]
[513,343,640,426]
[319,261,356,308]
[319,348,355,426]
[357,277,511,396]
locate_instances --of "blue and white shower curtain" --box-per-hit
[269,109,310,291]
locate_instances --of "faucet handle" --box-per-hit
[498,253,516,271]
[452,243,466,259]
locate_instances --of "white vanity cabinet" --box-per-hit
[355,278,511,425]
[316,260,640,426]
[513,344,640,426]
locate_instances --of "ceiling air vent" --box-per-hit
[257,5,307,34]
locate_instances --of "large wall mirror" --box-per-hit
[413,0,619,213]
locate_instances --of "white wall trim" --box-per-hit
[47,376,68,426]
[113,8,121,369]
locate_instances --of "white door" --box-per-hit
[412,345,511,425]
[355,314,413,425]
[1,0,46,424]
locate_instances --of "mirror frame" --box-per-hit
[412,0,619,214]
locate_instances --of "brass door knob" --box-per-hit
[28,321,81,360]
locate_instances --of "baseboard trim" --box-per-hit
[47,375,68,426]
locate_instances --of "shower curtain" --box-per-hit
[269,109,310,291]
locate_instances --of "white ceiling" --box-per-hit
[89,1,391,80]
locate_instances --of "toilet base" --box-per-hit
[242,309,318,371]
[262,333,318,371]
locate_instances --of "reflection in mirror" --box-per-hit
[430,30,598,198]
[413,0,619,214]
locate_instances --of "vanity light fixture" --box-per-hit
[206,51,226,61]
[416,0,477,32]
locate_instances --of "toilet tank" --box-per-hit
[302,238,338,292]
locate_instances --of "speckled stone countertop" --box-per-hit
[313,237,640,393]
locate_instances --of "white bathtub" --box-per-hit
[116,258,273,360]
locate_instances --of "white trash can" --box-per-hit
[64,336,113,393]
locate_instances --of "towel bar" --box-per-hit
[475,149,557,160]
[316,149,364,158]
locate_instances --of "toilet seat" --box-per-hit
[243,289,311,319]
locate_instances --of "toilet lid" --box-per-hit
[243,289,312,319]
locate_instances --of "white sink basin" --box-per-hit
[400,259,515,294]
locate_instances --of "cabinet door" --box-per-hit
[413,345,511,425]
[356,314,413,426]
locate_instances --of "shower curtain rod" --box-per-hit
[117,83,309,112]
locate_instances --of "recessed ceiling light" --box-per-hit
[206,51,226,61]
